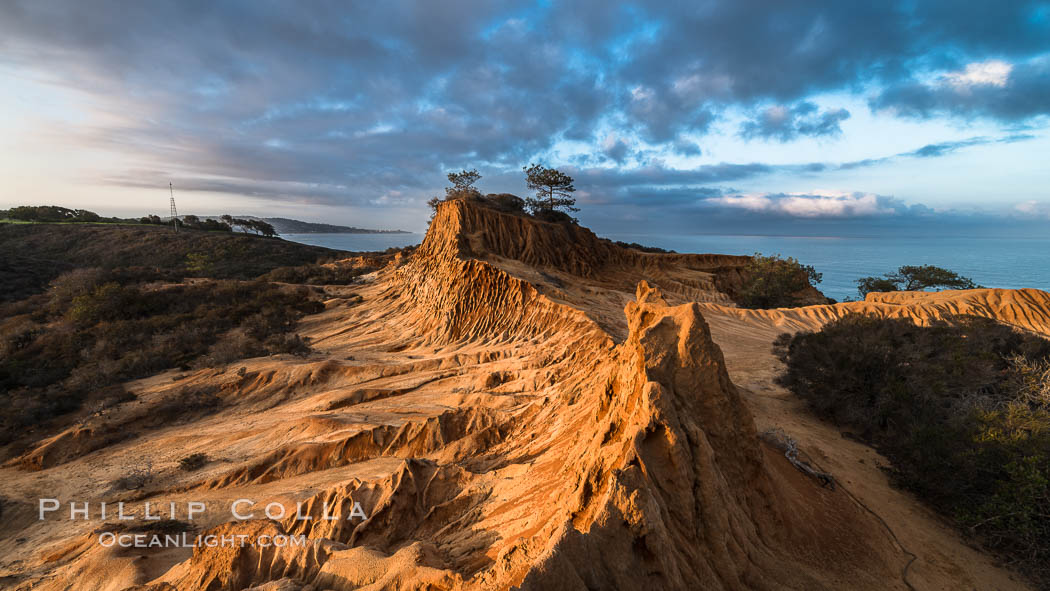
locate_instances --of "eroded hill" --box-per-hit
[1,199,1047,590]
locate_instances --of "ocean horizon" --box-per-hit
[284,231,1050,302]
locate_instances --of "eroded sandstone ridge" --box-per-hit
[3,199,1047,590]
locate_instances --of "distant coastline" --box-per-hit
[242,216,410,235]
[0,206,410,236]
[280,231,421,253]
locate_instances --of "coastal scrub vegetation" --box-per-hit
[856,264,980,298]
[178,452,209,471]
[0,214,383,452]
[774,315,1050,586]
[260,262,376,285]
[0,267,324,447]
[479,193,528,215]
[1,205,108,223]
[612,241,675,253]
[736,253,822,309]
[0,223,343,302]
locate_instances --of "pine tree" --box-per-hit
[445,169,481,195]
[522,163,578,216]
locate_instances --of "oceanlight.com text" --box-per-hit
[97,532,309,548]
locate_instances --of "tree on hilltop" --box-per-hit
[221,216,277,237]
[246,219,278,237]
[522,163,578,221]
[856,265,979,298]
[5,205,101,223]
[446,169,481,196]
[429,169,483,215]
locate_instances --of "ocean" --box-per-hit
[283,232,1050,302]
[281,232,423,253]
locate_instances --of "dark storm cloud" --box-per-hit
[609,1,1049,139]
[739,102,851,141]
[600,136,632,164]
[672,138,702,157]
[872,56,1050,121]
[0,0,1048,208]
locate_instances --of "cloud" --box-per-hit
[707,191,896,218]
[571,132,1033,198]
[601,134,632,163]
[1015,200,1050,218]
[944,60,1013,87]
[905,133,1035,157]
[707,194,775,212]
[739,101,851,141]
[672,137,702,156]
[910,138,988,158]
[873,56,1050,121]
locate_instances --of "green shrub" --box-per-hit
[261,263,373,285]
[68,282,145,326]
[856,264,980,298]
[178,452,209,471]
[854,276,899,296]
[265,333,312,356]
[775,314,1050,585]
[530,209,577,224]
[111,461,154,491]
[481,193,527,214]
[613,241,675,254]
[737,253,822,309]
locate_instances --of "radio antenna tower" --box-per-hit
[169,182,179,233]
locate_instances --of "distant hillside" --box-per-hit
[0,223,348,302]
[240,216,409,234]
[1,205,409,235]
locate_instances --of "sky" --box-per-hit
[1,0,1049,235]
